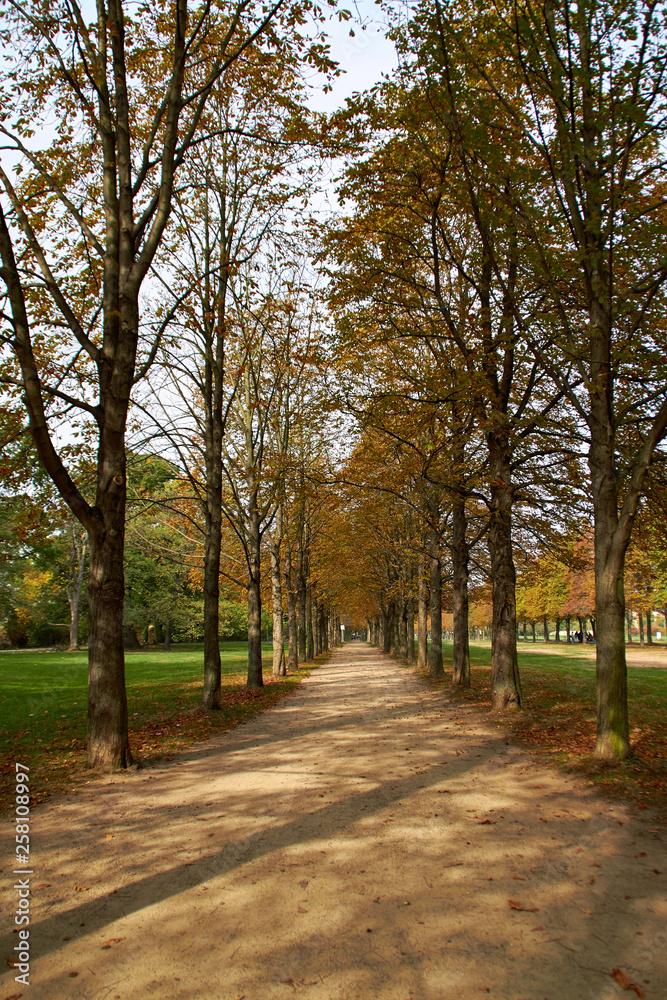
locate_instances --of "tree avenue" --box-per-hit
[1,0,665,775]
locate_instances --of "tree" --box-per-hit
[0,0,334,768]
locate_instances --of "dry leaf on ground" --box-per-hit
[612,968,645,998]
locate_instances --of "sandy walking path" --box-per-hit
[1,643,665,1000]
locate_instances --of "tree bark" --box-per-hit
[451,496,471,688]
[428,534,444,678]
[406,596,415,664]
[297,530,307,660]
[202,503,222,708]
[418,548,429,671]
[284,547,298,672]
[271,520,285,677]
[246,506,263,689]
[487,435,521,710]
[87,497,133,769]
[306,579,314,660]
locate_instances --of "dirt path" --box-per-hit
[2,643,665,1000]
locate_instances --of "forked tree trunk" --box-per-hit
[451,496,471,688]
[428,535,444,678]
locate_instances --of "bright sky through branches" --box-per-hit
[307,0,397,110]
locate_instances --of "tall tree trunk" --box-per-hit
[313,596,320,657]
[284,547,298,672]
[646,610,653,645]
[87,503,133,769]
[246,507,263,689]
[638,611,645,646]
[543,615,549,641]
[297,524,308,660]
[589,462,631,756]
[451,496,471,688]
[428,534,444,678]
[555,616,561,642]
[202,505,222,708]
[271,518,285,677]
[306,580,314,660]
[418,548,429,671]
[382,604,392,654]
[487,436,521,710]
[406,596,415,664]
[626,611,633,644]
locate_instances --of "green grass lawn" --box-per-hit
[0,643,314,813]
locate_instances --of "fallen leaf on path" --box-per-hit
[530,926,544,931]
[612,969,645,997]
[100,937,125,949]
[508,899,539,912]
[3,993,23,999]
[297,905,308,913]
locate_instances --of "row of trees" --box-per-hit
[2,0,666,771]
[321,0,667,760]
[0,0,348,767]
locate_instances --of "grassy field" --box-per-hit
[436,640,667,811]
[0,643,316,814]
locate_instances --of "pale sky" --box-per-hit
[307,1,399,111]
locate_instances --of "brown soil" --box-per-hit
[2,643,665,1000]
